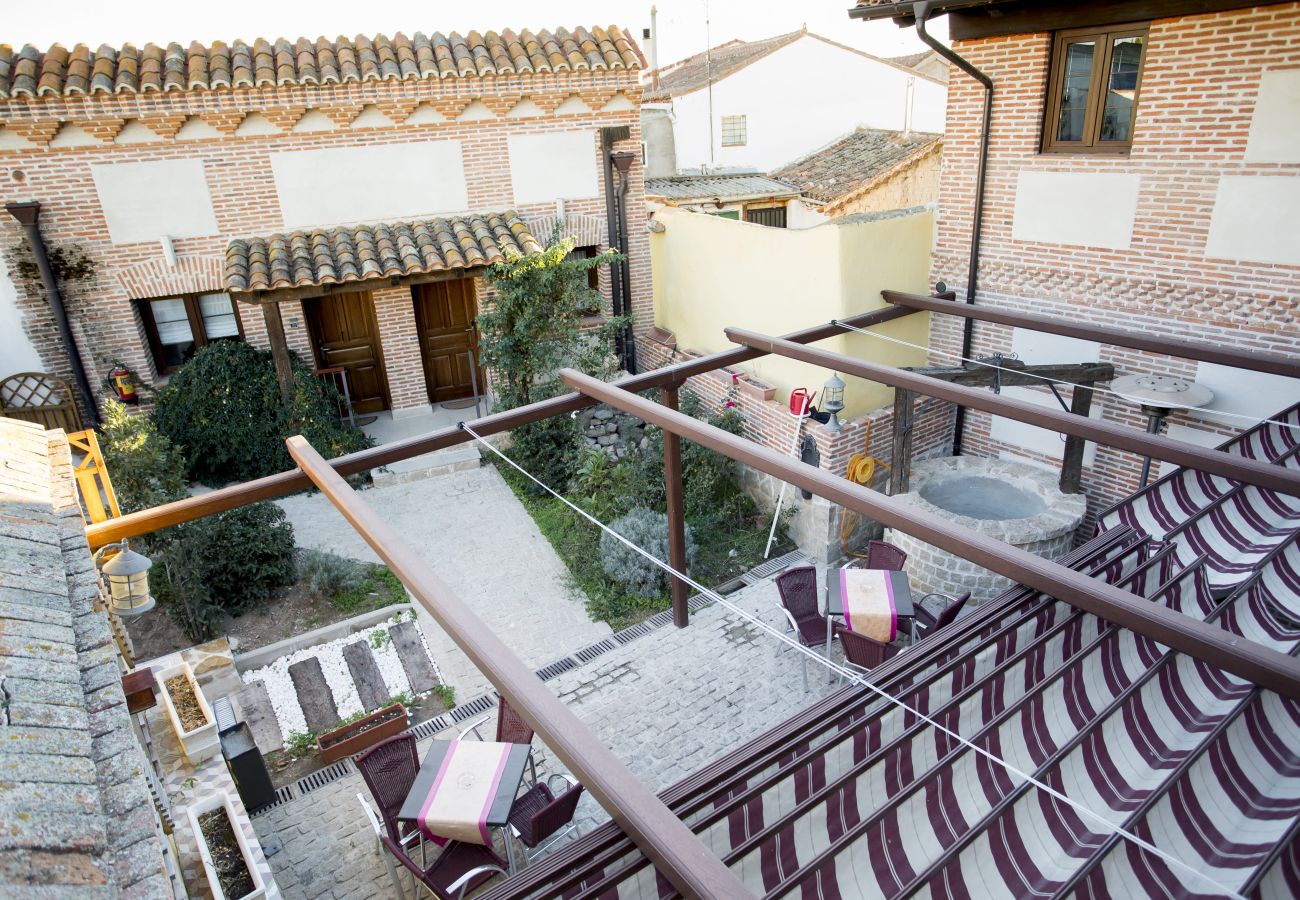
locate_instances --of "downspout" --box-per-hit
[612,151,640,374]
[600,127,639,373]
[912,2,992,456]
[5,202,100,425]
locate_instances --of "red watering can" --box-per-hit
[789,388,816,416]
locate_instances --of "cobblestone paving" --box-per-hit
[253,575,846,899]
[276,465,612,699]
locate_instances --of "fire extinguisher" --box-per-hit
[110,365,138,404]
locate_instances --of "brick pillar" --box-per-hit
[371,285,428,412]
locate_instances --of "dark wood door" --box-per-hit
[306,292,389,413]
[412,279,483,403]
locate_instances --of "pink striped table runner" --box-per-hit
[839,568,898,642]
[415,740,513,845]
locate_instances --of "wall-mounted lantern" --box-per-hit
[94,540,155,616]
[821,373,846,433]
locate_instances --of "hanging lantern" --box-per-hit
[94,541,155,616]
[822,373,846,433]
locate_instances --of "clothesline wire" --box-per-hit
[460,422,1246,899]
[833,319,1300,434]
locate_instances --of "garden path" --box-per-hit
[275,464,613,700]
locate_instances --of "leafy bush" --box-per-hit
[509,413,583,495]
[299,549,367,599]
[153,341,373,485]
[173,502,297,616]
[600,507,696,598]
[97,399,189,515]
[154,541,224,643]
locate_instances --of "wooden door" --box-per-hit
[412,279,483,403]
[306,292,390,413]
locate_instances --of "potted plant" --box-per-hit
[186,790,267,900]
[316,702,409,764]
[158,661,219,765]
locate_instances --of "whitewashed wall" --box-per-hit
[0,254,45,374]
[669,35,947,172]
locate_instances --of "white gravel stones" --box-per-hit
[242,611,440,745]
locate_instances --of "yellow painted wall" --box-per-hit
[650,206,933,418]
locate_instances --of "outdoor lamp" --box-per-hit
[94,540,155,616]
[822,373,846,433]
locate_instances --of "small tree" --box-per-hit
[98,399,189,514]
[477,229,626,490]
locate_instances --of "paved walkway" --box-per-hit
[275,464,612,700]
[252,575,847,899]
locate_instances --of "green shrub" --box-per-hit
[173,502,296,615]
[155,541,224,642]
[600,507,696,598]
[299,549,367,599]
[153,341,373,485]
[509,413,583,495]
[97,399,189,514]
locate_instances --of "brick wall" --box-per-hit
[0,65,648,415]
[927,3,1300,528]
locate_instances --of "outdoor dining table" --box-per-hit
[825,565,915,684]
[397,739,531,871]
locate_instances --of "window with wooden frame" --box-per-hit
[720,115,747,147]
[138,292,244,374]
[1042,24,1147,153]
[565,245,604,315]
[745,204,788,228]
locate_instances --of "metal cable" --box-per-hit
[461,422,1246,898]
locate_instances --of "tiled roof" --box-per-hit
[771,127,941,205]
[646,30,804,99]
[0,419,169,895]
[0,26,642,98]
[225,212,543,294]
[886,50,930,68]
[645,173,800,202]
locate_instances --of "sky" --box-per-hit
[3,0,947,67]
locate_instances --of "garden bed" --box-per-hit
[198,807,257,899]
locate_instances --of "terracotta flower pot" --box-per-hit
[316,703,409,763]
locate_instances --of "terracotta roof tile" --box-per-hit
[770,127,941,205]
[225,212,542,294]
[0,26,642,99]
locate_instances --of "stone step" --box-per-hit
[288,657,341,733]
[343,640,391,712]
[389,621,439,694]
[371,444,481,486]
[233,679,283,755]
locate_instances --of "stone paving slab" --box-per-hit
[234,680,284,755]
[341,642,389,713]
[388,621,438,694]
[288,658,340,734]
[251,575,847,899]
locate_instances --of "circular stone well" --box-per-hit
[885,456,1086,603]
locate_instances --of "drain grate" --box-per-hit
[448,693,498,723]
[688,593,713,611]
[574,638,616,663]
[535,657,579,681]
[645,609,674,628]
[294,759,352,794]
[611,622,654,645]
[212,697,237,732]
[408,713,452,741]
[249,785,295,817]
[742,550,811,584]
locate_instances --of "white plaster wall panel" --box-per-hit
[405,103,445,124]
[0,128,35,150]
[1204,176,1300,265]
[505,99,546,118]
[291,110,337,132]
[458,100,496,121]
[0,255,44,373]
[990,385,1101,468]
[113,122,163,144]
[1008,328,1102,366]
[1191,362,1300,428]
[1011,172,1141,250]
[271,142,470,229]
[669,35,947,172]
[234,113,279,135]
[48,123,97,148]
[1159,425,1225,477]
[350,106,393,129]
[175,117,222,140]
[554,96,592,115]
[92,159,219,244]
[1245,69,1300,163]
[508,131,600,205]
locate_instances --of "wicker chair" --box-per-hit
[380,833,508,899]
[913,591,972,641]
[863,540,908,572]
[506,774,584,864]
[355,733,421,847]
[460,696,538,785]
[838,629,900,684]
[775,566,832,690]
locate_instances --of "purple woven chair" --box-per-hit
[355,733,420,846]
[776,566,832,690]
[912,591,972,641]
[380,833,508,900]
[838,629,900,684]
[863,540,908,572]
[507,774,585,864]
[460,696,539,785]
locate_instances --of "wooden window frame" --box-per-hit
[138,292,245,375]
[744,203,788,229]
[1041,23,1149,154]
[720,115,747,147]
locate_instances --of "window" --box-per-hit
[565,245,603,315]
[720,115,747,147]
[708,210,741,220]
[139,292,243,373]
[1042,24,1147,153]
[745,205,787,228]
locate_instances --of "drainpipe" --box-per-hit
[5,202,100,425]
[611,150,640,374]
[600,126,638,373]
[912,1,992,456]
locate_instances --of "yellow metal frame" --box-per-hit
[68,429,122,524]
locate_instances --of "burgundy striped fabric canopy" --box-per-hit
[484,402,1300,899]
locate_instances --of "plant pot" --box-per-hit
[316,703,409,763]
[158,661,219,765]
[186,790,267,900]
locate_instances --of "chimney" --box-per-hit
[647,6,661,91]
[903,77,916,137]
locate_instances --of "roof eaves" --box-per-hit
[819,138,942,212]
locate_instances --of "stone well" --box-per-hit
[885,456,1087,603]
